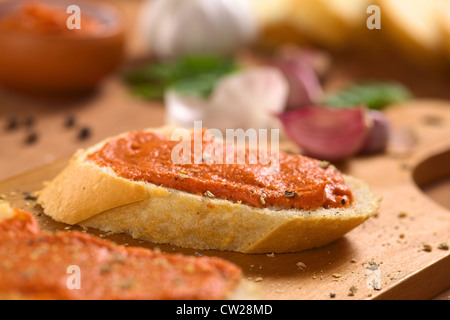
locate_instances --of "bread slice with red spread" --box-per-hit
[0,202,256,300]
[37,126,380,254]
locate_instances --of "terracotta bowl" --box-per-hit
[0,0,125,96]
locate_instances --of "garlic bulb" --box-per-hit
[165,66,289,131]
[138,0,258,59]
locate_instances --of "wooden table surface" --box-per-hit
[0,0,449,300]
[2,0,450,181]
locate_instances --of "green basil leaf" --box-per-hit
[323,82,413,110]
[122,54,238,99]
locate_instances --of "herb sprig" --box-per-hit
[123,54,238,99]
[323,81,412,110]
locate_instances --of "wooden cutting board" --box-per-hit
[1,100,449,300]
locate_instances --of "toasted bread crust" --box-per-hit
[37,154,149,225]
[38,127,380,253]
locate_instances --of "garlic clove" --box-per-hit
[279,105,370,161]
[164,67,289,131]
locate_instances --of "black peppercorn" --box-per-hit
[24,132,38,145]
[78,126,91,140]
[65,115,76,128]
[5,115,18,131]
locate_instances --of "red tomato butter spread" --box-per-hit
[0,208,242,300]
[87,131,354,210]
[0,1,103,36]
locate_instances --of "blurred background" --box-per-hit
[1,0,450,179]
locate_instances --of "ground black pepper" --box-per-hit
[284,191,296,198]
[22,192,37,201]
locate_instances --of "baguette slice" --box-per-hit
[38,126,380,254]
[377,0,446,68]
[0,202,257,300]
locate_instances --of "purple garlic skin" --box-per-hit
[359,110,390,155]
[272,48,324,111]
